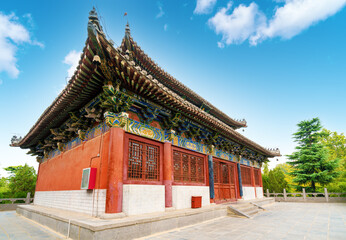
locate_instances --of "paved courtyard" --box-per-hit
[141,202,346,240]
[0,202,345,239]
[0,211,64,240]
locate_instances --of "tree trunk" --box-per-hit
[311,181,315,192]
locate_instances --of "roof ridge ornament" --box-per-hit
[125,21,131,38]
[235,118,247,126]
[266,147,281,156]
[89,7,104,34]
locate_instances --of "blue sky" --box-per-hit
[0,0,345,176]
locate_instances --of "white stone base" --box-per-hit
[34,189,106,215]
[172,185,210,209]
[242,186,256,200]
[122,184,165,216]
[255,187,264,198]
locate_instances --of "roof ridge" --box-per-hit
[120,33,247,129]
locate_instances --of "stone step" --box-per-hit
[233,204,254,210]
[246,209,259,216]
[253,197,275,204]
[227,201,267,218]
[253,198,275,207]
[242,206,258,214]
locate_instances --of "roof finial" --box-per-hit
[125,21,131,38]
[89,7,104,33]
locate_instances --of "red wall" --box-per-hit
[36,131,110,191]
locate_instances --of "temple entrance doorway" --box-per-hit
[213,158,238,202]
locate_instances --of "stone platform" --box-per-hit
[17,203,227,240]
[17,198,275,239]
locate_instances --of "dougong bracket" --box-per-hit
[104,111,129,128]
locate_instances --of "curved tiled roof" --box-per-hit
[120,27,247,129]
[17,9,280,158]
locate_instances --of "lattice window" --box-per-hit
[173,150,205,183]
[221,163,229,184]
[241,166,252,186]
[213,161,220,183]
[128,139,159,181]
[254,168,261,186]
[230,164,235,184]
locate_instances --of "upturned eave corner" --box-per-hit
[267,147,281,157]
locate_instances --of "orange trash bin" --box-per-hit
[191,196,202,208]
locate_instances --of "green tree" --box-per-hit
[276,163,296,190]
[4,164,37,197]
[0,176,10,198]
[262,163,270,191]
[287,118,339,192]
[319,129,346,192]
[262,163,289,193]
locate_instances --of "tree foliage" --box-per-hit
[262,163,290,193]
[4,164,37,198]
[287,118,339,192]
[319,129,346,192]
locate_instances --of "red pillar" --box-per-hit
[259,169,263,187]
[163,142,173,208]
[251,167,257,198]
[105,127,125,213]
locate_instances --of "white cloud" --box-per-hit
[217,41,225,48]
[194,0,217,14]
[23,13,34,28]
[208,2,266,45]
[63,50,81,78]
[0,13,30,78]
[156,5,165,18]
[208,0,346,46]
[0,12,43,79]
[164,24,168,31]
[251,0,346,45]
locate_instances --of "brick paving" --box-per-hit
[0,211,64,240]
[0,203,345,239]
[142,202,346,240]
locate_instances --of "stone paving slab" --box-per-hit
[0,211,65,240]
[140,202,346,240]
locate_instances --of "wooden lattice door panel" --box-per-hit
[229,164,235,184]
[173,150,205,183]
[221,163,230,184]
[213,158,237,201]
[229,164,236,199]
[213,161,220,183]
[128,139,160,181]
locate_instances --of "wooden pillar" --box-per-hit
[208,155,215,200]
[259,168,263,187]
[105,127,125,213]
[237,163,243,198]
[163,142,173,208]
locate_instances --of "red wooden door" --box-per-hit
[213,158,237,202]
